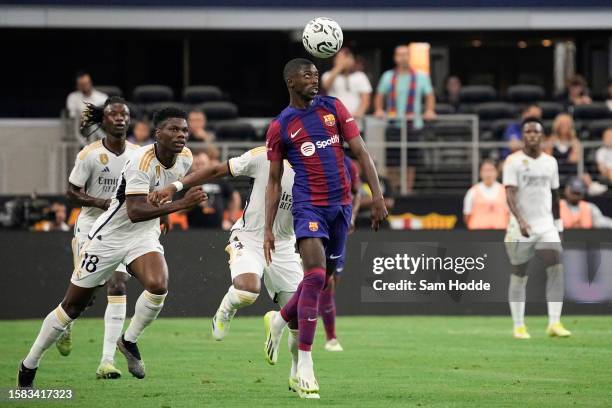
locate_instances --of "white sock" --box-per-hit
[124,291,166,343]
[218,285,258,314]
[102,296,126,363]
[288,329,299,379]
[23,305,74,369]
[297,350,314,378]
[271,311,288,337]
[546,264,564,325]
[508,274,528,328]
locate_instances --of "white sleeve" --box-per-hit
[66,93,79,118]
[589,203,612,228]
[228,149,263,178]
[551,158,560,189]
[355,72,373,94]
[68,151,91,188]
[463,188,474,215]
[595,148,605,165]
[502,157,518,186]
[124,159,151,195]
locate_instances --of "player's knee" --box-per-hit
[107,280,127,296]
[60,300,87,320]
[511,264,528,278]
[304,268,326,289]
[233,275,261,294]
[144,278,168,295]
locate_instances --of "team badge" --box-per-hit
[522,159,529,167]
[309,222,319,232]
[323,114,336,127]
[99,153,109,165]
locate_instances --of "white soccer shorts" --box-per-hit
[504,222,562,266]
[72,232,128,274]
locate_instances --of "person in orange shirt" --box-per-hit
[463,160,509,229]
[560,177,612,229]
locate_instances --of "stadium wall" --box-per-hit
[1,230,611,319]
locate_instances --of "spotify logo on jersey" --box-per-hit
[300,142,316,157]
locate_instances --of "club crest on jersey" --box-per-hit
[99,153,109,165]
[309,222,319,232]
[323,114,336,127]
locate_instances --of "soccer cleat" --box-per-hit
[263,311,282,365]
[288,376,299,392]
[116,335,145,379]
[17,362,37,389]
[547,322,571,338]
[324,338,344,352]
[56,325,73,356]
[96,361,122,379]
[212,309,236,341]
[296,374,320,399]
[513,325,531,339]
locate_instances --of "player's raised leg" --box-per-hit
[213,274,259,340]
[117,252,168,379]
[97,271,129,379]
[19,283,97,388]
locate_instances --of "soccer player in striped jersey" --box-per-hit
[18,108,206,388]
[56,97,139,379]
[263,58,388,399]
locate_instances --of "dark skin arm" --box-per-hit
[148,162,229,205]
[264,160,283,265]
[347,136,388,230]
[349,178,361,233]
[552,189,561,221]
[67,183,110,210]
[505,186,530,237]
[127,186,206,223]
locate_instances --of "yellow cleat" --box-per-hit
[324,338,344,352]
[263,311,282,365]
[96,361,122,379]
[297,376,320,399]
[513,325,531,339]
[547,322,571,338]
[56,325,73,356]
[288,377,298,392]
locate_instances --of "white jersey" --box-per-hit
[68,140,139,238]
[503,150,559,234]
[88,144,193,242]
[228,146,295,244]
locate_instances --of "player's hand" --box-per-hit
[423,109,437,121]
[148,185,177,206]
[349,219,356,234]
[181,186,207,209]
[370,196,388,231]
[160,215,170,236]
[518,220,531,238]
[98,198,111,211]
[264,229,275,266]
[374,109,385,119]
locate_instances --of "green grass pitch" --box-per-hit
[1,316,611,407]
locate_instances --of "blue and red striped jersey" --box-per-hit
[266,96,360,207]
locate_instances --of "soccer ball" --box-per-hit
[302,17,343,59]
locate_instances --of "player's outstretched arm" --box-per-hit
[127,187,206,223]
[347,136,388,230]
[505,186,530,237]
[264,160,283,265]
[149,162,229,205]
[66,183,110,210]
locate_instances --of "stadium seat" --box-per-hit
[491,118,517,140]
[182,85,223,104]
[141,101,190,117]
[429,121,472,141]
[96,85,123,98]
[132,85,174,103]
[197,101,239,121]
[572,103,610,120]
[507,85,545,103]
[537,101,565,119]
[214,120,257,141]
[474,102,518,120]
[586,119,612,140]
[458,85,497,104]
[434,103,455,115]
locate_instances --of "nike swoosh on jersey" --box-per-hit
[290,128,302,138]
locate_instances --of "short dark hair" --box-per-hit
[75,70,90,80]
[480,158,497,169]
[521,116,544,129]
[153,107,188,129]
[283,58,315,81]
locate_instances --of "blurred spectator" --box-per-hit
[33,202,70,232]
[440,75,462,108]
[66,71,108,119]
[374,45,436,193]
[321,48,372,119]
[188,109,214,142]
[187,152,241,229]
[500,104,542,160]
[357,160,395,224]
[595,127,612,184]
[463,160,509,230]
[544,113,581,184]
[606,78,612,111]
[560,177,612,229]
[128,120,153,146]
[558,74,592,110]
